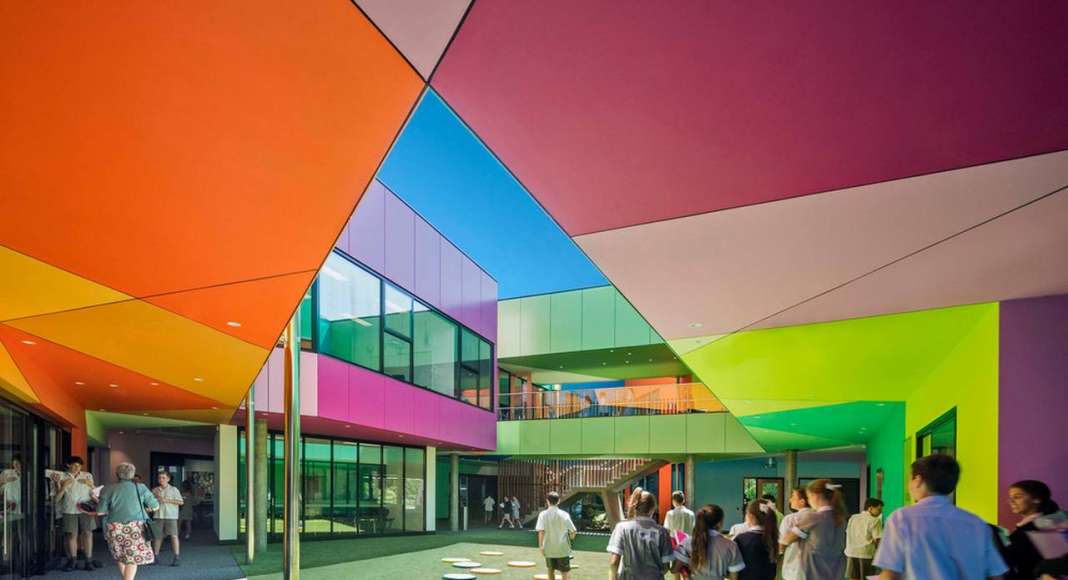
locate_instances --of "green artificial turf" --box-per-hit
[233,529,609,577]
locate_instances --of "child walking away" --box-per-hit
[179,481,195,540]
[781,479,847,579]
[734,500,778,580]
[778,488,811,580]
[512,496,524,529]
[536,492,577,580]
[672,504,745,580]
[664,491,696,537]
[499,497,514,529]
[844,498,883,578]
[608,488,674,580]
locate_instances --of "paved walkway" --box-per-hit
[41,531,245,580]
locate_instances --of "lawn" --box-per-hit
[233,529,610,578]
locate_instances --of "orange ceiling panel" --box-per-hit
[147,271,315,349]
[0,1,423,298]
[0,325,225,413]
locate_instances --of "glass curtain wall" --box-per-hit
[237,431,426,539]
[315,250,493,411]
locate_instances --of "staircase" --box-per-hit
[498,458,668,527]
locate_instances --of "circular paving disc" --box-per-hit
[471,568,502,575]
[533,574,550,580]
[507,561,536,568]
[479,551,504,556]
[453,561,482,569]
[443,574,477,580]
[442,557,471,563]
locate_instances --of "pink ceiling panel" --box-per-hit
[354,0,471,80]
[575,151,1068,339]
[434,1,1068,235]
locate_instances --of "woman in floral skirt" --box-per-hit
[93,462,159,580]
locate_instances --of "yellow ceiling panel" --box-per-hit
[0,246,130,322]
[0,340,38,403]
[8,300,267,407]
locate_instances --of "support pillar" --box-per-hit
[685,455,696,508]
[784,449,798,510]
[449,454,460,532]
[283,314,301,580]
[245,389,255,563]
[253,416,268,553]
[603,490,623,527]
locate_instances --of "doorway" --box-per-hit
[743,477,784,512]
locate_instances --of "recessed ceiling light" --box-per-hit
[193,377,204,382]
[142,413,149,416]
[558,365,564,369]
[99,408,106,412]
[149,382,159,386]
[860,427,868,430]
[74,381,85,386]
[345,424,351,428]
[601,362,607,366]
[211,406,219,410]
[875,403,886,407]
[20,340,36,345]
[108,383,119,388]
[688,322,703,329]
[118,431,124,435]
[627,352,632,356]
[752,416,762,419]
[790,422,798,427]
[227,321,242,328]
[625,360,631,364]
[648,358,653,362]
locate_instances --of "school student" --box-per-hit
[664,491,696,536]
[845,498,884,578]
[781,478,848,579]
[734,500,778,580]
[536,491,578,580]
[1003,480,1064,580]
[778,487,811,580]
[150,471,183,566]
[608,488,673,580]
[671,504,745,580]
[873,453,1008,579]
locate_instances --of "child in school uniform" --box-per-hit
[781,479,847,579]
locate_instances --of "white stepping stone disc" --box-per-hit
[443,574,477,580]
[479,551,504,556]
[508,561,536,568]
[442,557,471,563]
[471,568,502,575]
[534,574,550,580]
[453,561,482,569]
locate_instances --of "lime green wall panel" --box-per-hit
[550,291,582,353]
[550,418,583,455]
[723,415,765,453]
[519,419,551,454]
[614,416,651,454]
[686,413,726,454]
[648,415,686,455]
[580,286,615,351]
[580,418,615,455]
[520,295,551,356]
[498,300,521,358]
[496,421,520,455]
[614,292,651,347]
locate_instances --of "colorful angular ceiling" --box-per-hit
[0,2,423,431]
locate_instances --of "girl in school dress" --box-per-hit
[734,500,779,580]
[781,478,847,580]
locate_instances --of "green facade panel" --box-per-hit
[614,291,652,347]
[723,415,764,453]
[550,419,583,455]
[580,286,615,351]
[580,418,615,455]
[686,413,726,454]
[648,415,686,454]
[613,416,651,454]
[496,421,521,455]
[520,295,551,355]
[550,291,582,353]
[498,300,521,358]
[519,419,551,454]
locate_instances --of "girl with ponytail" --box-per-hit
[608,488,673,580]
[733,501,779,580]
[671,504,745,580]
[780,479,847,579]
[1004,479,1065,580]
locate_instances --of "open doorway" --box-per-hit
[743,476,784,513]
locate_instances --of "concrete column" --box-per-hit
[245,390,255,563]
[253,417,268,553]
[685,455,696,507]
[603,490,623,527]
[282,315,301,580]
[784,449,798,510]
[214,425,238,541]
[449,454,460,531]
[425,447,437,532]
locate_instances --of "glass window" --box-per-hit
[478,340,493,410]
[299,286,314,343]
[404,448,426,532]
[413,303,458,397]
[383,446,405,534]
[318,254,381,370]
[332,441,358,534]
[384,284,413,338]
[358,444,383,535]
[460,366,478,407]
[461,328,479,368]
[498,369,511,419]
[460,329,480,406]
[270,435,285,534]
[303,439,332,534]
[918,409,956,457]
[383,333,412,383]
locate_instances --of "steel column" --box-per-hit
[245,388,255,564]
[282,313,301,579]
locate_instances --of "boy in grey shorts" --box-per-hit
[151,471,184,566]
[536,491,578,580]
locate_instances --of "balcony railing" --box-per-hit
[497,382,726,421]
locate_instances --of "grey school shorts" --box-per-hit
[151,518,179,538]
[62,513,97,534]
[546,557,571,572]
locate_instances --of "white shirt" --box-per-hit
[845,510,883,558]
[1,469,20,514]
[483,497,495,511]
[57,471,94,515]
[152,485,183,520]
[779,507,811,580]
[873,495,1007,579]
[664,506,696,535]
[535,505,577,558]
[728,522,748,539]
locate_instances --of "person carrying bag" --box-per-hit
[92,463,159,580]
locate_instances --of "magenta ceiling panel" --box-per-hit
[434,1,1068,235]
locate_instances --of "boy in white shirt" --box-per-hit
[52,456,98,571]
[664,491,696,536]
[536,491,577,580]
[845,498,884,578]
[151,471,184,566]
